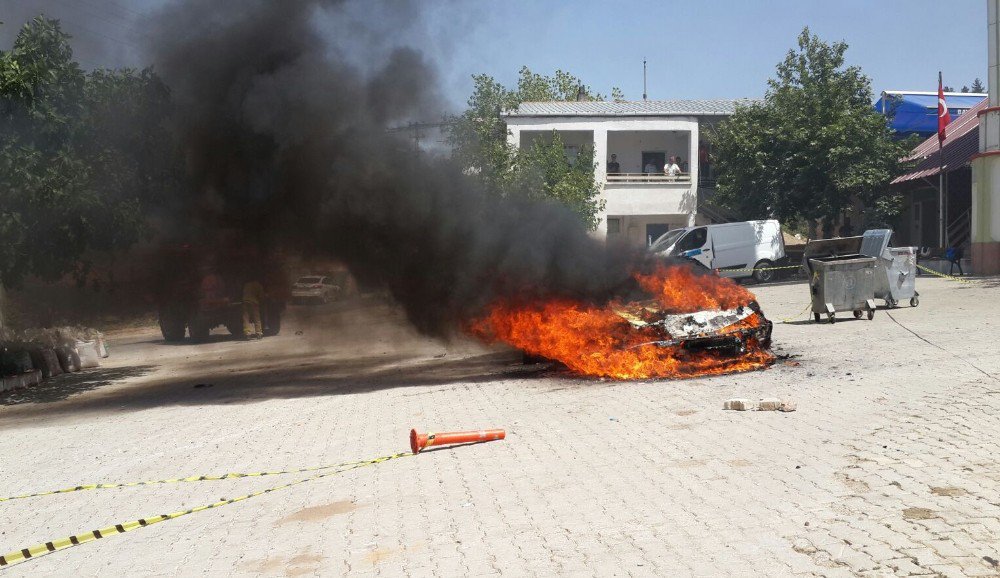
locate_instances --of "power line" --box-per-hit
[50,0,146,36]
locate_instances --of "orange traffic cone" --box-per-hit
[409,428,505,454]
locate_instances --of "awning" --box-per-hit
[875,92,986,136]
[891,98,987,185]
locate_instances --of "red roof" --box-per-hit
[892,97,987,184]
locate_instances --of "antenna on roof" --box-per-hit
[643,58,648,101]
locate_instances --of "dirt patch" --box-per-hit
[277,500,360,525]
[902,507,936,520]
[667,423,693,430]
[930,486,967,497]
[362,542,425,566]
[674,409,698,416]
[242,550,324,576]
[673,459,706,468]
[835,472,871,494]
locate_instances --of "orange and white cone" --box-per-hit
[409,428,505,454]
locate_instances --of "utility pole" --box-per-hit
[939,71,945,248]
[642,58,648,101]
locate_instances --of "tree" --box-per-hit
[0,17,174,292]
[448,67,617,229]
[712,28,911,231]
[971,78,986,93]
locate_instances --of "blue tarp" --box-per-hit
[874,93,986,137]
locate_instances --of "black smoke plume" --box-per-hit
[147,0,647,335]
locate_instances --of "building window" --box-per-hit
[607,218,621,235]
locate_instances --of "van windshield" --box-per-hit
[650,229,685,253]
[674,227,708,253]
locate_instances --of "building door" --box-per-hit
[646,223,671,247]
[641,152,665,174]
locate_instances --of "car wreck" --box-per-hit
[613,300,774,357]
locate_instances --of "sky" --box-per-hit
[1,0,989,112]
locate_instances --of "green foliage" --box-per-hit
[448,66,617,229]
[971,78,986,93]
[712,28,911,228]
[0,17,175,287]
[512,133,603,230]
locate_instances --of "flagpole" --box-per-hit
[938,71,945,248]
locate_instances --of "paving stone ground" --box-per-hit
[2,276,1000,577]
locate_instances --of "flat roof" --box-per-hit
[505,99,758,118]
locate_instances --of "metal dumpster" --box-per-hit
[858,229,919,308]
[803,237,877,323]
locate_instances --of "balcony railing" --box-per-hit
[606,172,692,184]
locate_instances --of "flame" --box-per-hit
[470,265,775,380]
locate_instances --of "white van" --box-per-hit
[649,220,786,282]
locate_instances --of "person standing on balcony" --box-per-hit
[675,156,688,173]
[607,154,620,174]
[643,159,657,174]
[664,156,681,177]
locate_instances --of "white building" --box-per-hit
[504,99,752,246]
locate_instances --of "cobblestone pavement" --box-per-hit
[2,276,999,577]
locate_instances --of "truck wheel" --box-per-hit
[752,260,775,283]
[263,303,282,336]
[159,309,187,342]
[225,309,244,337]
[189,318,211,340]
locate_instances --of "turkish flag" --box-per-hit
[938,74,951,143]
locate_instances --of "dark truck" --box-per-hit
[153,243,288,341]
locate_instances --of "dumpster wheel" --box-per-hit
[910,296,919,307]
[853,310,863,319]
[867,309,875,320]
[813,312,821,323]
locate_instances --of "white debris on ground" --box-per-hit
[724,397,796,411]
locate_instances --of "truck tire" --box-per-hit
[159,309,187,342]
[188,317,211,340]
[263,302,282,336]
[752,260,775,283]
[225,308,244,337]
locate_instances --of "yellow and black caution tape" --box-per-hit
[916,263,977,285]
[0,452,412,569]
[716,265,802,274]
[780,302,813,324]
[0,456,384,504]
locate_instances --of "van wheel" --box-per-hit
[752,260,775,283]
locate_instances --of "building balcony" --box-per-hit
[605,172,692,184]
[603,180,695,216]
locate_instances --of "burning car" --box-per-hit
[613,300,772,357]
[470,264,776,380]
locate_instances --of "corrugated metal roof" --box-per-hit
[891,98,987,185]
[505,99,758,117]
